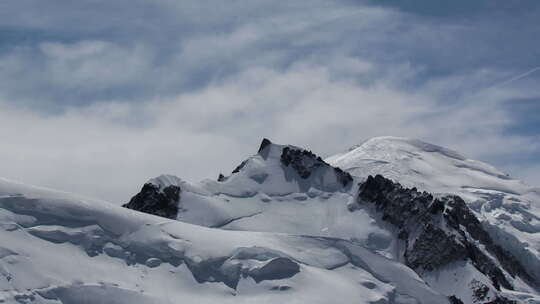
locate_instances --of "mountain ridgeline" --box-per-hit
[356,175,536,303]
[121,137,540,304]
[4,137,540,304]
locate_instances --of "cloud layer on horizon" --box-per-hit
[1,0,539,202]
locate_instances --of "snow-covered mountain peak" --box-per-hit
[343,136,467,160]
[120,134,540,303]
[4,135,540,303]
[327,136,540,292]
[2,176,451,304]
[209,138,353,196]
[123,139,355,231]
[327,136,527,197]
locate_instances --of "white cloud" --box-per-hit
[0,1,539,202]
[1,57,539,203]
[39,40,154,88]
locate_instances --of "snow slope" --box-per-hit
[4,136,540,304]
[124,138,540,303]
[0,177,447,304]
[327,136,540,284]
[125,140,398,260]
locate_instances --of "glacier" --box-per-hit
[1,136,539,303]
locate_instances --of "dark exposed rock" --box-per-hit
[122,183,180,219]
[226,139,353,190]
[448,295,464,304]
[232,160,248,174]
[334,167,354,187]
[258,138,272,153]
[444,196,534,285]
[468,280,517,303]
[357,174,433,228]
[280,146,352,186]
[397,230,409,240]
[465,243,510,290]
[405,224,468,271]
[470,279,490,302]
[281,146,318,178]
[226,145,254,177]
[356,174,536,292]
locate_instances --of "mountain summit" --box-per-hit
[328,136,540,281]
[123,137,540,303]
[1,137,539,303]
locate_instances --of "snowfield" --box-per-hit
[2,136,540,303]
[0,176,446,304]
[327,137,540,283]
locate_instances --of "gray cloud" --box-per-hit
[2,60,539,202]
[0,0,539,201]
[3,1,538,108]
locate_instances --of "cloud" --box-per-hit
[2,56,539,202]
[7,0,536,108]
[0,0,539,201]
[38,41,153,88]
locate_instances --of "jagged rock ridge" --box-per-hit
[327,136,540,284]
[280,146,352,186]
[118,137,540,303]
[356,174,535,302]
[122,139,354,223]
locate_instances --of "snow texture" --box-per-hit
[2,137,540,303]
[0,175,446,303]
[327,137,540,283]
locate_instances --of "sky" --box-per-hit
[1,0,539,203]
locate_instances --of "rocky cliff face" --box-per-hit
[280,146,352,186]
[216,138,354,194]
[122,183,180,219]
[120,138,540,303]
[356,174,535,303]
[327,136,540,287]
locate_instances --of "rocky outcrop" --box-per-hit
[221,138,354,192]
[258,138,272,153]
[356,175,536,293]
[468,280,517,304]
[449,295,465,304]
[443,196,534,286]
[281,146,353,186]
[122,183,180,219]
[232,160,248,174]
[405,224,467,271]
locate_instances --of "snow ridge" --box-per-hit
[122,137,540,303]
[0,177,447,303]
[356,174,537,303]
[2,136,540,304]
